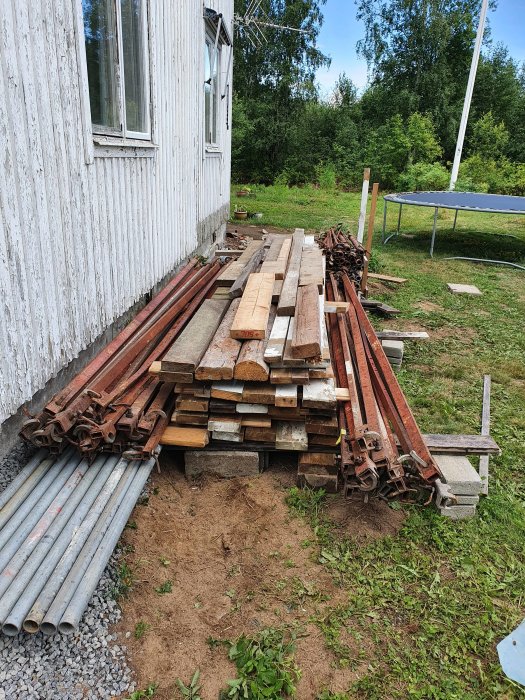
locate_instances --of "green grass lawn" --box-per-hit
[231,184,525,699]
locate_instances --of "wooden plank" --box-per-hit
[175,397,209,413]
[264,315,290,365]
[479,374,491,495]
[242,383,276,405]
[277,228,304,316]
[275,422,308,451]
[261,237,291,280]
[208,415,242,434]
[309,434,340,446]
[235,403,268,414]
[305,414,339,435]
[195,299,242,381]
[234,306,276,381]
[291,284,321,359]
[309,366,334,380]
[212,430,244,443]
[275,384,298,408]
[175,384,211,398]
[216,240,262,287]
[368,272,408,284]
[245,426,277,443]
[299,452,338,472]
[241,416,272,428]
[171,412,208,427]
[149,362,196,383]
[324,301,350,314]
[299,245,324,291]
[272,279,283,304]
[282,319,304,366]
[214,249,243,258]
[161,299,229,372]
[160,426,209,448]
[270,367,309,385]
[228,244,268,299]
[209,399,236,414]
[230,273,275,340]
[423,433,500,455]
[302,379,337,409]
[377,330,430,341]
[211,381,244,402]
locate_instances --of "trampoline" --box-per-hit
[382,191,525,257]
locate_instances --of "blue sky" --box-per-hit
[316,0,525,96]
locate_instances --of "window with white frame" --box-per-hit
[204,29,221,146]
[82,0,150,139]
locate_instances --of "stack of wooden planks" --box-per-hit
[153,229,339,454]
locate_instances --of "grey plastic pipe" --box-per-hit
[39,458,144,635]
[0,456,107,631]
[0,452,57,529]
[0,450,83,564]
[58,458,154,634]
[1,456,124,636]
[0,448,48,511]
[23,456,129,634]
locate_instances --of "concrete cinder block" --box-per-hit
[435,479,479,507]
[434,454,482,495]
[381,339,404,359]
[185,451,261,479]
[438,504,477,520]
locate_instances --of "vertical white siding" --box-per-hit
[0,0,233,423]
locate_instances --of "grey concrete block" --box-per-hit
[185,451,261,478]
[434,454,482,495]
[435,480,480,507]
[381,339,404,359]
[438,504,477,520]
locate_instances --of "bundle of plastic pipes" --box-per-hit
[0,448,154,636]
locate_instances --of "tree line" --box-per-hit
[232,0,525,194]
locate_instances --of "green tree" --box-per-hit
[470,112,509,159]
[406,112,442,164]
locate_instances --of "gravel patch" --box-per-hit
[0,443,136,700]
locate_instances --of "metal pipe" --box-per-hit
[397,203,403,234]
[24,455,132,634]
[40,459,147,635]
[58,458,155,635]
[0,455,95,608]
[382,200,387,243]
[430,207,438,257]
[0,452,55,529]
[2,456,127,636]
[0,448,48,510]
[443,257,525,270]
[0,449,81,556]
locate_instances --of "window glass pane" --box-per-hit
[204,41,212,143]
[121,0,148,133]
[83,0,120,129]
[211,45,219,143]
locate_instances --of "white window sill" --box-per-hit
[93,135,158,158]
[205,145,222,156]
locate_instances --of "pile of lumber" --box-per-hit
[155,230,340,457]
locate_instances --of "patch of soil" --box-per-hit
[414,301,444,313]
[114,455,404,699]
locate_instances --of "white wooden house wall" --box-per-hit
[0,0,233,423]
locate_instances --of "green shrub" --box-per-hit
[396,162,449,191]
[316,163,337,190]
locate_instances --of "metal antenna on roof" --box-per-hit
[234,0,310,49]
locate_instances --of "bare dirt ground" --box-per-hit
[114,453,404,700]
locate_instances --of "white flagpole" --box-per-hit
[449,0,489,191]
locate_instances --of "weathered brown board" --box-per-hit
[309,434,340,446]
[208,415,243,434]
[298,452,338,471]
[302,379,337,409]
[235,403,269,414]
[211,381,244,402]
[368,273,408,284]
[291,284,321,359]
[423,434,500,455]
[175,397,209,413]
[277,228,304,316]
[241,416,272,428]
[244,426,277,443]
[270,367,309,385]
[230,273,275,340]
[228,244,268,299]
[162,299,229,373]
[212,430,245,443]
[175,384,211,398]
[275,421,308,450]
[160,426,210,448]
[264,316,290,365]
[242,383,276,405]
[210,399,236,414]
[171,412,209,427]
[216,240,262,287]
[234,306,276,381]
[299,245,324,291]
[260,238,292,280]
[195,299,242,381]
[305,414,339,435]
[272,280,283,304]
[275,384,298,408]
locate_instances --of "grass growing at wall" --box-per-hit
[232,184,525,699]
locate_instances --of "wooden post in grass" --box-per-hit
[361,182,380,294]
[357,168,370,243]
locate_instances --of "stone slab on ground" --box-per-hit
[447,283,482,296]
[434,453,482,495]
[438,504,477,520]
[185,450,261,478]
[381,339,404,359]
